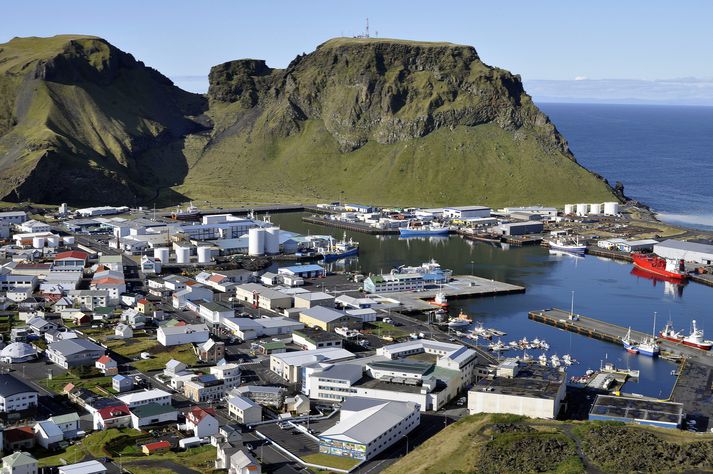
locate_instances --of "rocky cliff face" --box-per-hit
[207,38,573,156]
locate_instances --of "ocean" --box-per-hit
[538,103,713,231]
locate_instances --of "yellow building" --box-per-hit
[298,306,361,332]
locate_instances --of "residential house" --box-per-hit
[120,308,146,329]
[27,316,58,336]
[172,284,213,310]
[33,420,63,450]
[227,395,262,425]
[229,450,261,474]
[117,389,172,409]
[44,329,78,344]
[196,301,233,327]
[194,338,225,363]
[140,255,162,274]
[183,364,242,403]
[52,251,88,271]
[185,406,219,438]
[142,440,171,455]
[95,355,118,375]
[232,386,286,409]
[114,323,133,339]
[0,374,38,413]
[112,375,133,393]
[158,323,210,347]
[136,298,154,315]
[58,460,107,474]
[3,427,36,452]
[0,451,37,474]
[46,339,105,368]
[91,270,126,302]
[93,404,132,430]
[299,306,361,332]
[48,412,81,439]
[234,283,293,311]
[130,403,178,430]
[69,290,109,310]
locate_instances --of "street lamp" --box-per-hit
[470,260,474,276]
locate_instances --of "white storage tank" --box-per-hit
[264,227,280,255]
[197,246,212,264]
[603,202,620,216]
[248,228,266,256]
[576,203,588,216]
[589,203,602,215]
[62,236,75,245]
[175,245,191,264]
[564,204,575,215]
[154,247,170,263]
[32,236,46,248]
[46,235,60,248]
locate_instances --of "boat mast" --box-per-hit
[653,311,657,339]
[569,290,575,319]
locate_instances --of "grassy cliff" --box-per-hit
[0,36,618,207]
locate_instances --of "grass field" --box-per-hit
[131,343,196,372]
[42,370,114,395]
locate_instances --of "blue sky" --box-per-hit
[4,1,713,101]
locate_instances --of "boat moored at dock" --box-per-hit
[659,319,713,350]
[631,253,688,281]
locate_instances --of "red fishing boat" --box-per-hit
[631,253,688,281]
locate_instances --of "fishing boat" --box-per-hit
[488,340,508,351]
[550,354,561,368]
[562,354,575,366]
[447,310,472,328]
[319,232,359,261]
[622,327,639,354]
[171,202,200,221]
[399,221,450,237]
[538,353,548,365]
[631,253,688,281]
[548,236,587,254]
[659,319,713,350]
[429,291,448,308]
[638,337,660,357]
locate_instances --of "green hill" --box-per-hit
[0,35,619,207]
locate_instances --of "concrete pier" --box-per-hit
[529,308,713,365]
[378,275,525,312]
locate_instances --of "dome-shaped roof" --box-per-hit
[0,342,37,359]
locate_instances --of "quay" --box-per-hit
[302,215,400,235]
[528,308,713,364]
[669,359,713,431]
[585,246,633,262]
[690,273,713,288]
[380,275,525,312]
[159,203,306,218]
[457,230,542,247]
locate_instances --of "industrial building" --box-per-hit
[234,283,294,311]
[442,206,491,219]
[499,221,544,236]
[654,239,713,265]
[269,347,355,383]
[363,273,424,293]
[319,398,420,461]
[589,395,683,429]
[222,316,304,341]
[292,328,343,351]
[468,359,565,419]
[277,264,325,279]
[299,306,361,331]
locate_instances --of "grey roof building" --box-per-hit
[46,338,105,369]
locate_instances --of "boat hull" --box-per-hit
[632,255,687,281]
[623,341,639,353]
[321,247,359,261]
[549,243,586,254]
[399,228,450,237]
[638,347,659,357]
[658,332,712,350]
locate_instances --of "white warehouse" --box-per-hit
[654,239,713,265]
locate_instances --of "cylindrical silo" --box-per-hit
[46,235,60,248]
[154,247,170,263]
[603,202,620,216]
[576,203,588,216]
[248,228,265,256]
[32,236,46,248]
[589,203,602,215]
[197,246,212,264]
[264,227,280,254]
[175,246,191,264]
[564,204,575,215]
[63,236,75,245]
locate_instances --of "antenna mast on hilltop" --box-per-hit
[365,18,369,38]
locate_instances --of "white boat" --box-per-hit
[562,354,574,366]
[522,351,532,361]
[538,353,548,365]
[550,354,561,367]
[488,340,508,351]
[447,310,472,328]
[548,235,587,254]
[431,291,448,308]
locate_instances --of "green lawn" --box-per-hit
[123,445,217,473]
[364,321,409,338]
[43,371,114,395]
[37,429,145,467]
[302,453,361,470]
[131,343,196,372]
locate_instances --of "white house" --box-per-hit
[0,374,38,413]
[227,395,262,425]
[130,403,178,429]
[115,323,133,339]
[186,406,219,438]
[33,421,63,449]
[157,323,210,346]
[117,389,172,409]
[19,220,51,233]
[1,452,37,474]
[49,413,81,439]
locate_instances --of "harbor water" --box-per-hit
[271,212,713,398]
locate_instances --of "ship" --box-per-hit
[631,253,688,281]
[429,291,448,308]
[548,236,586,254]
[394,259,452,283]
[171,202,200,221]
[319,232,359,261]
[637,337,660,357]
[622,327,639,354]
[399,221,450,237]
[447,310,472,328]
[659,319,713,350]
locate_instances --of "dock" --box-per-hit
[669,359,713,431]
[584,247,634,262]
[528,308,713,365]
[690,273,713,288]
[379,275,525,312]
[302,216,400,235]
[457,230,542,247]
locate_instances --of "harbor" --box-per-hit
[302,215,401,234]
[528,308,713,365]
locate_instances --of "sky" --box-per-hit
[4,1,713,102]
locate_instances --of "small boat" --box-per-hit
[521,351,532,361]
[550,354,561,368]
[562,354,574,366]
[488,329,506,337]
[660,319,713,351]
[488,339,508,351]
[447,310,472,328]
[548,235,587,254]
[171,202,200,221]
[538,353,548,365]
[429,291,448,308]
[540,341,550,351]
[319,232,360,261]
[622,327,639,354]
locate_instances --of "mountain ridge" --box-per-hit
[0,35,619,207]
